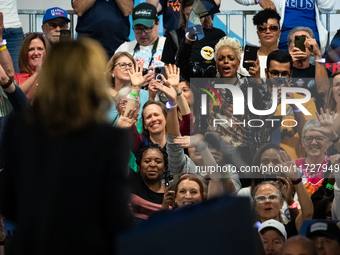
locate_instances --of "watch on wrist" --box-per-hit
[1,79,13,89]
[332,136,340,144]
[291,178,302,185]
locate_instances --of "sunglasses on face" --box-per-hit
[257,25,279,33]
[46,22,68,30]
[23,32,44,40]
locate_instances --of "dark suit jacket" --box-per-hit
[0,116,133,255]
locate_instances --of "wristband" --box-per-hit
[185,32,197,42]
[0,241,4,246]
[1,79,13,89]
[288,201,299,209]
[326,183,334,190]
[0,39,7,47]
[331,136,340,144]
[291,178,302,185]
[195,142,207,152]
[177,91,183,97]
[0,45,6,52]
[166,102,177,109]
[325,183,334,197]
[127,95,138,101]
[130,92,137,98]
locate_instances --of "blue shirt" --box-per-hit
[279,0,319,52]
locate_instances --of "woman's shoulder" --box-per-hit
[15,73,31,84]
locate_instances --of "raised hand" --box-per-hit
[161,185,175,210]
[128,61,145,89]
[116,108,138,128]
[173,135,204,149]
[0,64,9,86]
[277,150,300,180]
[310,108,338,141]
[153,78,177,105]
[0,12,3,40]
[258,0,276,11]
[246,56,260,79]
[163,64,180,91]
[305,36,322,58]
[289,47,308,62]
[277,177,294,202]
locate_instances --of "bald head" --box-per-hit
[282,236,317,255]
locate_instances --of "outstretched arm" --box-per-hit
[277,151,313,231]
[72,0,96,17]
[0,12,15,80]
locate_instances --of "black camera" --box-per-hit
[142,68,148,76]
[274,77,285,87]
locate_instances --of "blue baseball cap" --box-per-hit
[43,7,70,24]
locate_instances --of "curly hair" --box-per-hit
[214,36,243,62]
[253,8,281,27]
[135,144,169,173]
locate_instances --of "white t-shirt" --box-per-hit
[115,36,166,68]
[0,0,22,28]
[238,54,268,79]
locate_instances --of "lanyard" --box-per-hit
[133,37,159,68]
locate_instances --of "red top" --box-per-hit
[15,73,31,84]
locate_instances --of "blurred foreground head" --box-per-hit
[31,38,112,134]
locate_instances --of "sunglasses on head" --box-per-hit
[23,32,44,40]
[257,25,279,33]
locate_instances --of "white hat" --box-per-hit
[258,219,287,240]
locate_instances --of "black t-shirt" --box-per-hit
[285,218,298,238]
[292,64,325,112]
[162,27,225,69]
[159,0,181,36]
[76,0,130,59]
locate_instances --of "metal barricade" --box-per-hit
[18,9,340,48]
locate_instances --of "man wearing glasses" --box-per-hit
[115,3,166,87]
[266,50,317,160]
[42,7,70,44]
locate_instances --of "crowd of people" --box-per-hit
[0,0,339,254]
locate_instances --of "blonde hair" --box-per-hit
[31,38,112,134]
[106,51,135,88]
[214,36,243,62]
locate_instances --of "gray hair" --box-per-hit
[301,118,320,138]
[287,26,314,48]
[114,86,140,106]
[252,180,283,204]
